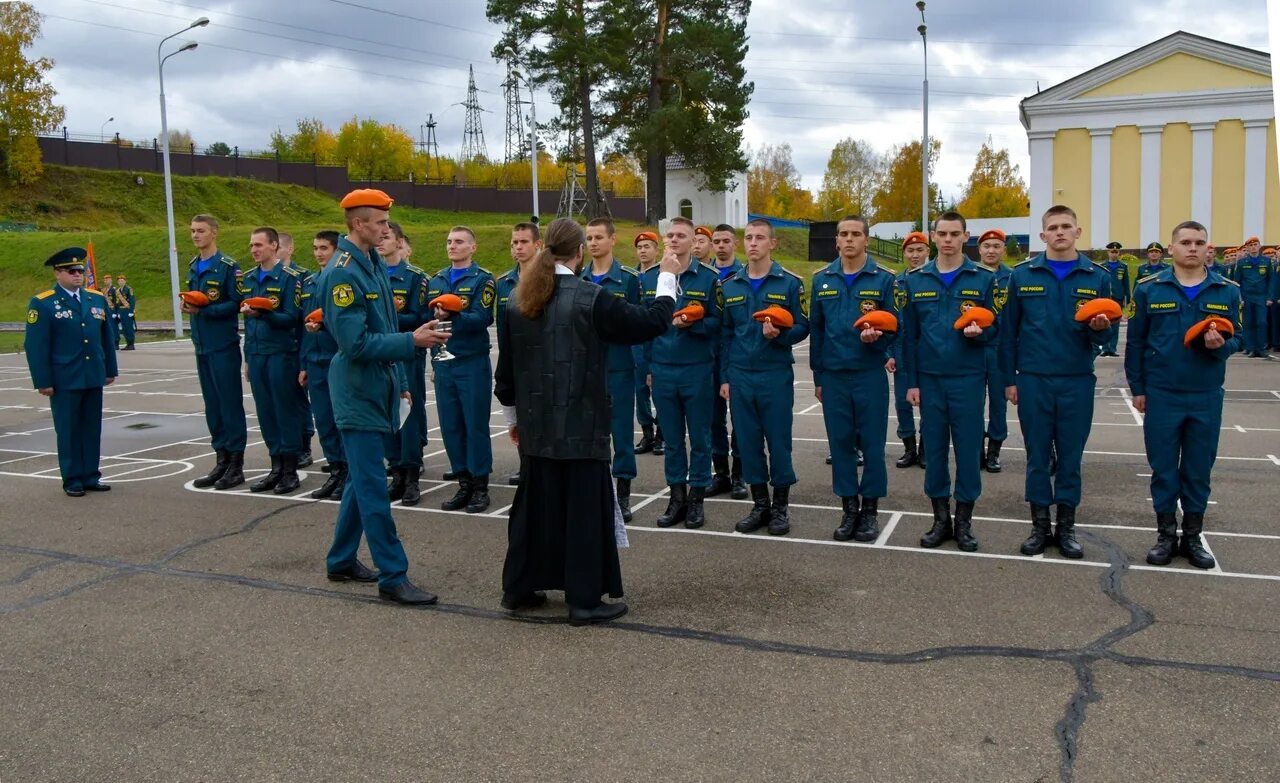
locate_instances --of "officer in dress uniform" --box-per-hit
[1232,236,1272,358]
[976,229,1013,472]
[300,230,346,500]
[496,221,542,486]
[101,274,120,347]
[1099,241,1132,357]
[381,223,431,506]
[426,226,497,514]
[1126,221,1240,570]
[1137,242,1168,279]
[184,214,248,491]
[278,234,316,468]
[890,232,930,469]
[641,216,722,528]
[114,274,136,350]
[708,223,747,499]
[810,215,897,542]
[631,231,664,457]
[24,248,119,496]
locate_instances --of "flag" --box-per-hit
[85,240,99,289]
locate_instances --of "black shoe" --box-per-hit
[465,475,490,513]
[825,453,832,465]
[984,440,1003,473]
[685,486,706,529]
[442,469,461,481]
[194,449,229,488]
[331,463,348,500]
[273,455,301,494]
[123,344,135,351]
[311,463,344,499]
[501,591,548,611]
[735,484,772,533]
[1020,504,1053,555]
[729,457,748,499]
[441,474,473,511]
[634,428,655,454]
[707,454,732,497]
[953,501,978,552]
[387,467,407,501]
[833,496,860,541]
[297,448,313,469]
[920,497,952,548]
[400,467,422,506]
[327,559,378,583]
[617,478,632,523]
[569,601,628,626]
[250,456,283,493]
[853,497,880,542]
[64,488,85,497]
[895,437,919,469]
[378,580,439,606]
[507,470,521,486]
[1179,512,1216,569]
[1146,512,1178,566]
[214,451,245,490]
[84,483,112,492]
[651,427,665,456]
[856,449,864,467]
[656,484,687,527]
[1054,504,1084,559]
[320,463,332,474]
[917,436,926,469]
[768,485,791,536]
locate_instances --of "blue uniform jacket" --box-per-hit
[641,261,722,366]
[425,263,496,360]
[1232,254,1271,302]
[899,260,998,389]
[386,260,430,333]
[1137,261,1168,280]
[495,264,520,335]
[582,258,641,372]
[241,262,302,356]
[1103,260,1132,307]
[115,285,136,313]
[1125,269,1242,395]
[999,253,1114,383]
[186,251,244,355]
[808,258,897,384]
[25,286,118,390]
[720,260,809,374]
[299,273,338,364]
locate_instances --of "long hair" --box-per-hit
[515,217,582,319]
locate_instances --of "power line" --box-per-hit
[324,0,494,38]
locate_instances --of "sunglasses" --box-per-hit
[64,268,86,274]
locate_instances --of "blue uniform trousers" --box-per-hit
[919,373,985,502]
[305,360,344,465]
[1143,387,1223,514]
[634,345,655,430]
[384,355,427,470]
[433,354,493,477]
[984,348,1008,442]
[326,430,409,588]
[1270,303,1280,348]
[821,368,888,498]
[1102,324,1121,355]
[650,362,714,487]
[195,346,247,452]
[107,314,120,347]
[1242,301,1268,353]
[118,312,136,345]
[608,368,638,479]
[893,372,916,438]
[50,387,103,490]
[727,366,796,487]
[1015,373,1096,507]
[297,377,314,439]
[711,362,738,458]
[248,352,303,458]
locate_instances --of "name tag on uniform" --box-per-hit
[613,291,625,298]
[725,294,746,304]
[766,293,787,303]
[913,291,938,300]
[1018,286,1045,295]
[644,289,656,297]
[857,289,881,297]
[815,290,838,298]
[459,286,474,293]
[1074,288,1098,296]
[1202,302,1229,313]
[685,290,707,300]
[427,289,443,299]
[1148,301,1178,311]
[958,289,981,297]
[365,293,379,300]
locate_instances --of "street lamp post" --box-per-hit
[917,1,929,233]
[100,117,114,142]
[158,16,208,338]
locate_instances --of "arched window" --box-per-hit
[679,198,694,220]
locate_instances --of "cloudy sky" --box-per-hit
[27,0,1274,205]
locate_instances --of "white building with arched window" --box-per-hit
[664,156,749,227]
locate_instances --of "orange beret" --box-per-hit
[978,229,1006,245]
[179,290,210,308]
[855,309,899,333]
[673,302,705,322]
[429,293,465,313]
[242,296,276,311]
[1264,247,1277,257]
[695,226,713,239]
[339,188,394,210]
[1245,236,1260,244]
[902,231,929,249]
[1073,298,1123,323]
[752,305,795,329]
[1183,316,1235,348]
[305,308,323,325]
[953,306,995,330]
[634,231,659,247]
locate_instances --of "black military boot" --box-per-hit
[651,426,665,456]
[768,485,791,536]
[194,449,229,488]
[895,436,919,468]
[311,461,342,499]
[729,456,748,499]
[953,501,978,551]
[507,469,521,486]
[441,473,473,511]
[825,454,832,465]
[465,475,490,513]
[297,436,313,468]
[920,497,952,548]
[387,467,407,501]
[833,496,860,541]
[735,484,771,533]
[442,470,461,481]
[274,455,301,494]
[617,478,632,523]
[985,440,1003,473]
[1020,504,1053,555]
[634,425,655,454]
[214,452,245,490]
[1054,504,1084,559]
[400,467,422,506]
[708,455,732,497]
[1179,512,1216,569]
[656,484,687,527]
[1145,511,1179,566]
[854,497,880,542]
[917,436,926,469]
[331,463,348,500]
[250,456,283,493]
[685,486,706,529]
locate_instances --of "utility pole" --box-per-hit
[460,65,489,162]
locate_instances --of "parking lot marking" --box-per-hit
[873,512,903,547]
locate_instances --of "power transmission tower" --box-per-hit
[502,57,527,165]
[460,65,489,162]
[420,113,440,180]
[557,162,587,218]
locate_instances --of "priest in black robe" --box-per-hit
[494,217,679,625]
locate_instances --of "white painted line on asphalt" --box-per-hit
[1119,388,1145,426]
[873,512,902,547]
[1268,454,1280,467]
[1235,424,1248,433]
[797,402,821,415]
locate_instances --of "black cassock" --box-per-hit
[494,274,673,608]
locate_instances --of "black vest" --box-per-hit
[507,275,612,461]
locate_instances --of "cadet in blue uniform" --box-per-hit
[241,226,305,494]
[1100,241,1132,357]
[1126,221,1240,570]
[24,248,119,496]
[631,231,664,456]
[582,218,643,521]
[708,223,747,499]
[380,223,431,506]
[891,232,930,469]
[900,212,998,551]
[184,214,249,491]
[1137,242,1168,280]
[278,234,315,468]
[1232,236,1272,357]
[427,226,497,514]
[810,215,897,541]
[114,273,136,350]
[641,217,722,528]
[323,189,448,605]
[1269,248,1280,349]
[496,221,541,486]
[1001,205,1114,559]
[976,229,1013,472]
[300,230,346,500]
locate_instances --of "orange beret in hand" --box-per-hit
[242,296,276,311]
[429,293,465,313]
[1073,298,1123,323]
[673,302,705,322]
[855,310,899,333]
[953,306,995,330]
[752,306,795,329]
[179,290,210,307]
[1183,316,1235,348]
[305,308,323,325]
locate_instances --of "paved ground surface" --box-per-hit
[1,335,1277,782]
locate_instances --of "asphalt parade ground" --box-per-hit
[1,335,1277,782]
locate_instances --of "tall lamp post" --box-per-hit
[100,116,114,142]
[917,1,929,233]
[158,16,208,338]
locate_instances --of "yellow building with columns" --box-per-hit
[1020,31,1277,251]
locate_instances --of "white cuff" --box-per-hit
[655,271,679,301]
[502,405,517,427]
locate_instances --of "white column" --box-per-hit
[1028,130,1056,250]
[1242,119,1268,240]
[1138,125,1163,245]
[1089,128,1113,248]
[1189,122,1216,236]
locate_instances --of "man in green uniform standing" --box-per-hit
[382,222,431,506]
[114,273,136,350]
[1232,236,1272,358]
[890,232,930,469]
[1099,241,1131,357]
[1137,242,1168,279]
[976,229,1013,471]
[708,224,747,499]
[300,230,346,500]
